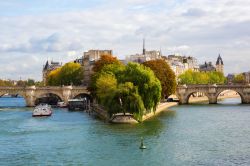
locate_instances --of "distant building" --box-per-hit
[199,61,216,72]
[42,60,62,85]
[216,54,224,74]
[243,72,250,83]
[199,54,224,74]
[226,74,235,84]
[163,54,199,76]
[73,57,83,65]
[83,49,113,86]
[126,39,162,64]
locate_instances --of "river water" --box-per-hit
[0,97,250,166]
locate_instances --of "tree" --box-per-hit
[47,68,61,86]
[89,63,125,96]
[47,62,84,86]
[92,62,161,121]
[60,62,84,86]
[0,79,14,86]
[143,59,177,99]
[178,70,226,85]
[92,54,121,73]
[26,79,35,86]
[96,73,118,102]
[233,74,245,84]
[121,63,161,112]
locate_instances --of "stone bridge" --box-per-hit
[0,86,90,107]
[176,84,250,104]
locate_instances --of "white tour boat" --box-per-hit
[32,104,52,117]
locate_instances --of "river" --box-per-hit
[0,97,250,165]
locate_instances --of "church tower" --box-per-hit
[216,54,224,74]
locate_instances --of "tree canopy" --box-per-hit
[92,62,161,121]
[233,74,245,84]
[143,59,177,99]
[178,70,226,84]
[92,54,121,73]
[47,62,84,86]
[0,79,42,87]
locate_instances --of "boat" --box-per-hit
[57,101,67,108]
[32,104,52,117]
[68,99,85,111]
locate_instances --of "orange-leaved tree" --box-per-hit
[92,54,121,73]
[143,59,176,99]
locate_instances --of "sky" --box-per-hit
[0,0,250,80]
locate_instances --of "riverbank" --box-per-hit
[142,102,178,121]
[92,102,178,123]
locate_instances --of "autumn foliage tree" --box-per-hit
[143,59,177,99]
[89,54,123,94]
[92,54,121,72]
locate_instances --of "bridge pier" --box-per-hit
[208,96,217,104]
[25,86,36,107]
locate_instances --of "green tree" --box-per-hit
[233,74,245,84]
[121,63,161,112]
[0,79,14,86]
[60,62,84,86]
[143,59,176,99]
[178,70,195,84]
[92,62,161,121]
[117,82,145,121]
[47,62,84,86]
[178,70,225,85]
[96,73,118,102]
[26,79,35,86]
[89,63,125,97]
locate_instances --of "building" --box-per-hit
[199,54,224,74]
[73,57,83,65]
[243,72,250,83]
[199,61,216,72]
[226,74,235,84]
[126,39,162,64]
[216,54,224,74]
[83,49,113,86]
[163,54,199,76]
[42,60,62,85]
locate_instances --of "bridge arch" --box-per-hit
[34,92,63,106]
[186,91,210,104]
[72,93,92,102]
[216,89,243,104]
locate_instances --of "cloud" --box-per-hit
[0,0,250,80]
[182,8,206,17]
[0,33,84,53]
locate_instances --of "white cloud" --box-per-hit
[0,0,250,80]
